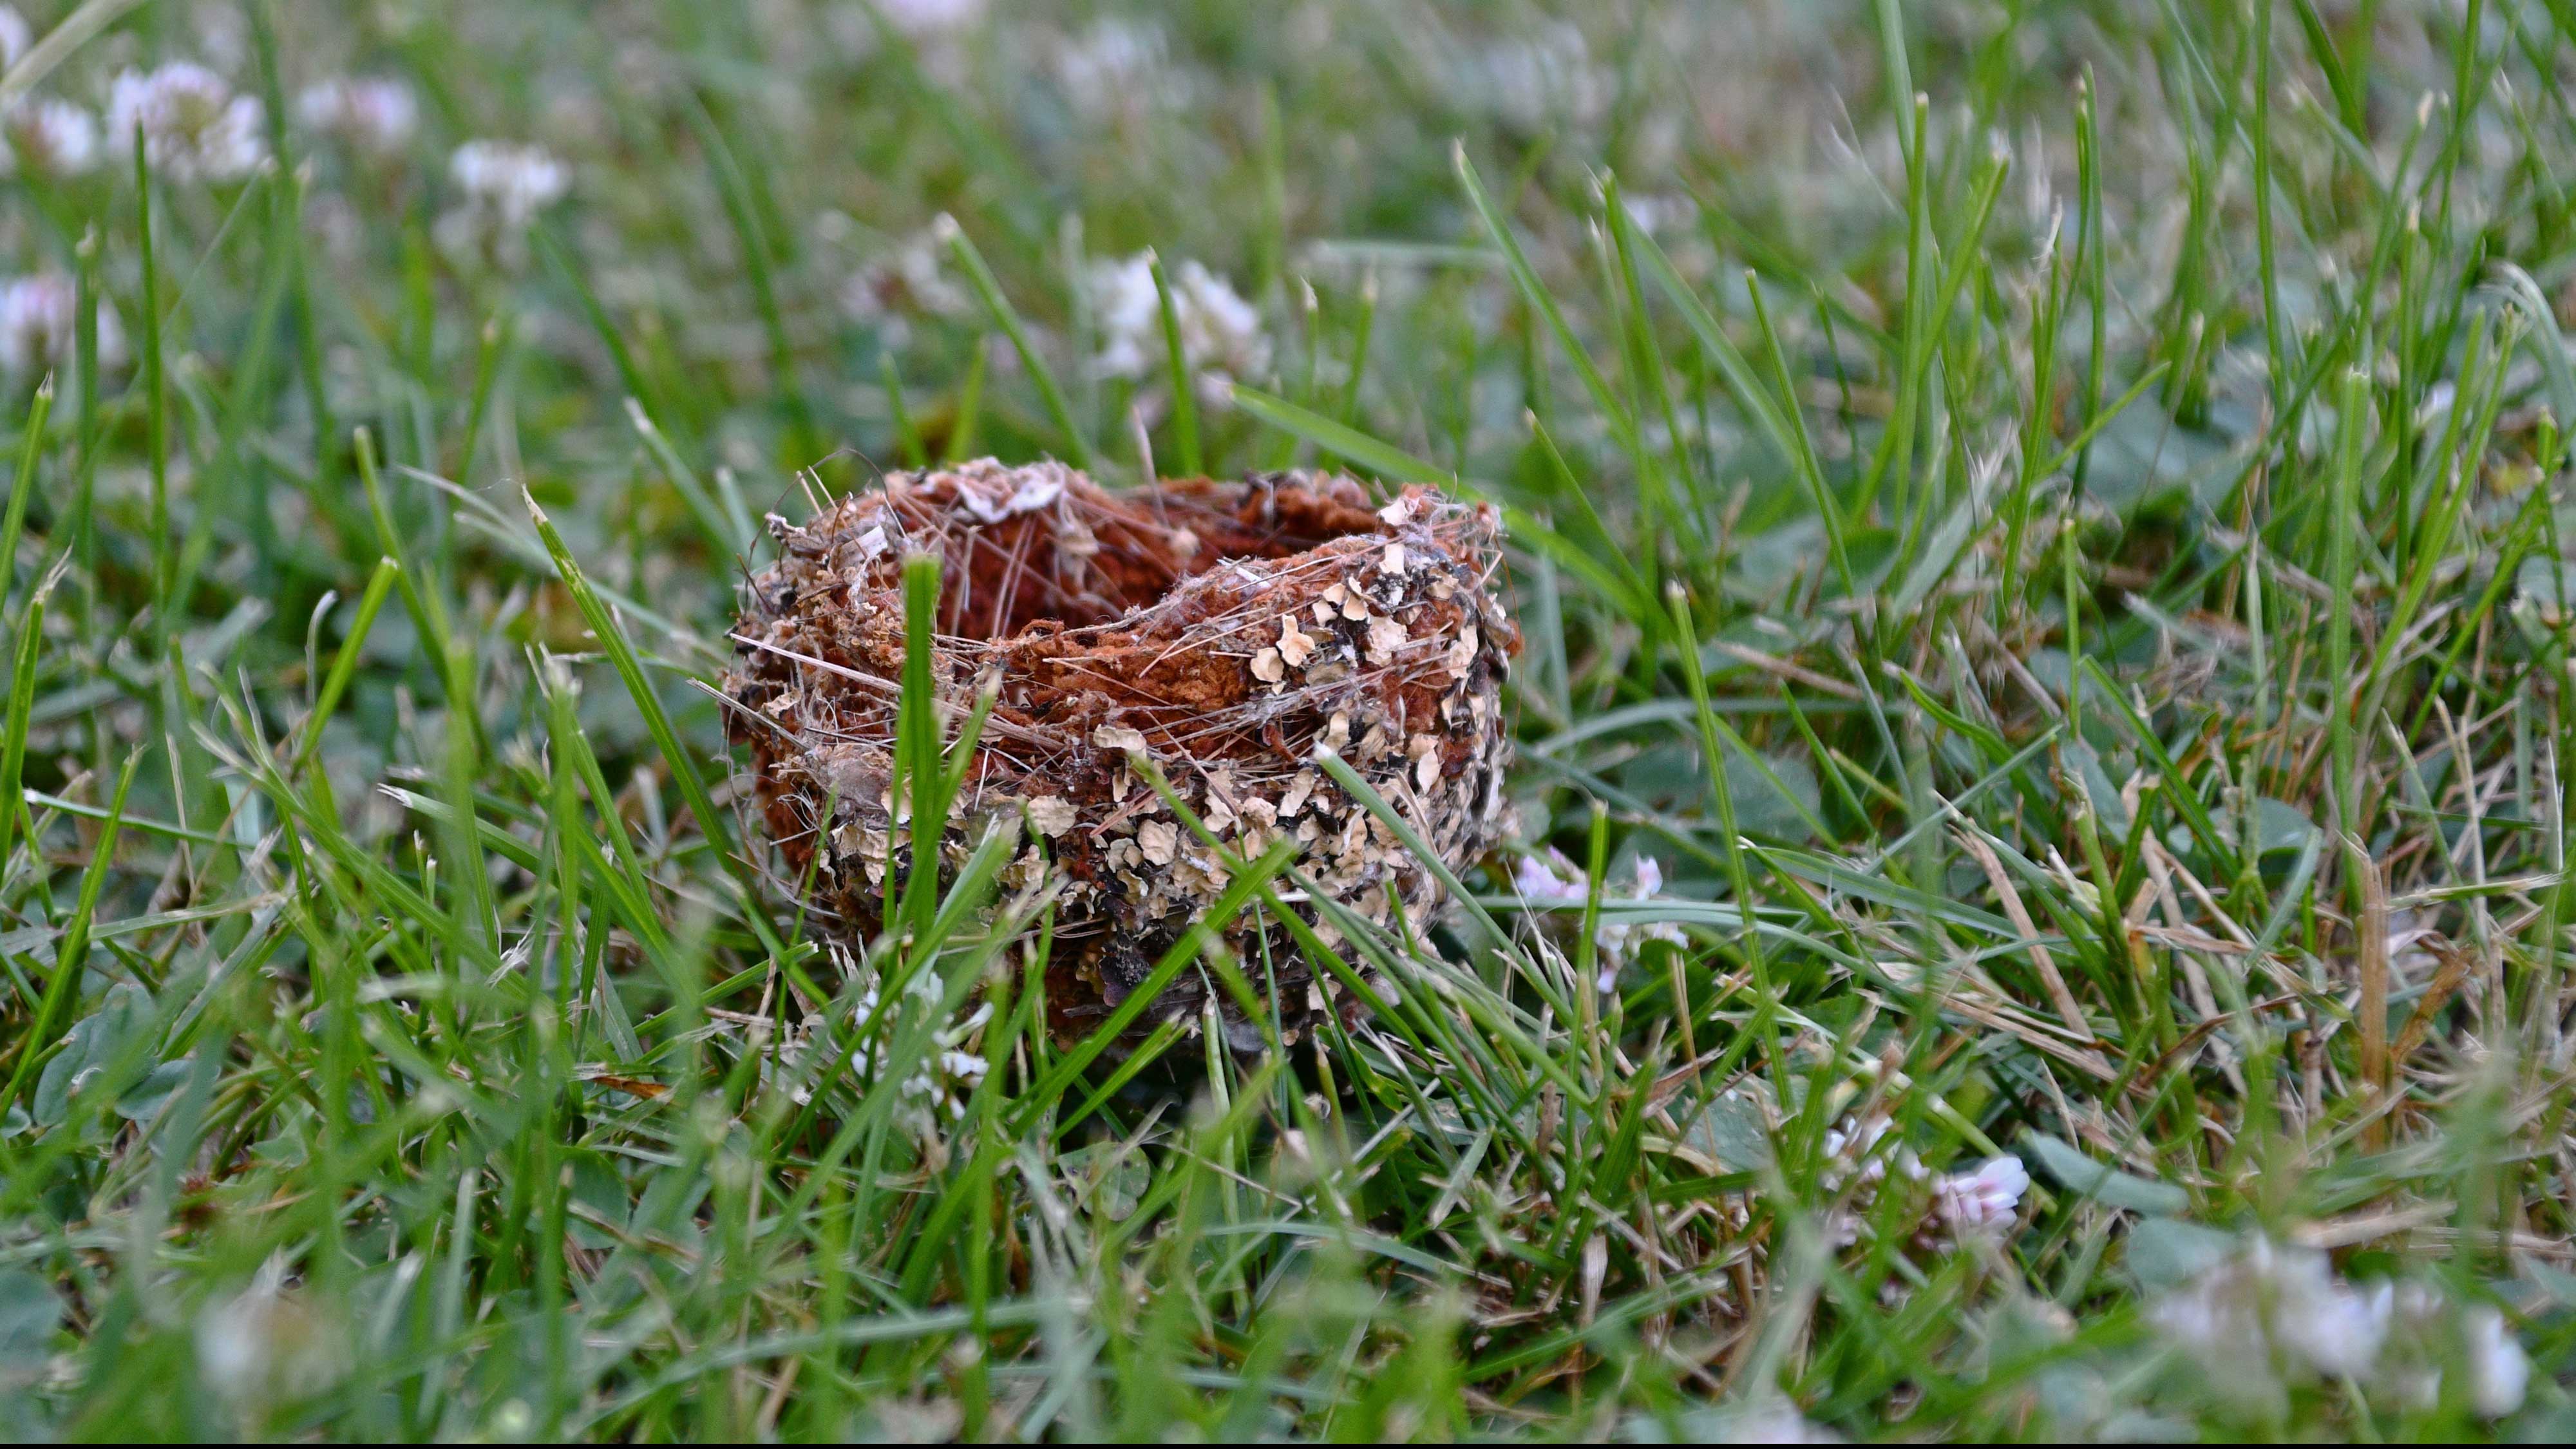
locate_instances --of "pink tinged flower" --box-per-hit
[1512,848,1586,904]
[1932,1155,2029,1236]
[297,77,418,156]
[1512,849,1622,986]
[3,99,103,178]
[108,62,269,183]
[1514,849,1689,991]
[1631,855,1664,896]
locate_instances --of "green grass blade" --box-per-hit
[941,216,1094,469]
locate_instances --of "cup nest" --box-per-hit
[723,459,1517,1050]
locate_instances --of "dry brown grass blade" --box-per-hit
[1940,992,2119,1082]
[2349,834,2392,1148]
[1707,639,1861,699]
[2146,882,2246,1095]
[1954,827,2099,1050]
[2391,939,2477,1068]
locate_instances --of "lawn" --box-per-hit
[2,0,2573,1439]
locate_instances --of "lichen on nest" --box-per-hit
[722,458,1518,1050]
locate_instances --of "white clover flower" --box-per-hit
[448,140,567,226]
[1604,855,1691,959]
[192,5,251,75]
[194,1260,349,1414]
[873,0,985,37]
[0,272,125,377]
[1085,253,1160,377]
[2278,1276,2393,1381]
[842,0,984,85]
[1086,252,1269,401]
[3,98,103,178]
[828,972,993,1122]
[0,7,29,70]
[1819,1115,1896,1182]
[840,229,969,350]
[1814,1119,2030,1252]
[1931,1155,2029,1237]
[2149,1238,2390,1412]
[2381,1283,2529,1418]
[1813,1112,1927,1245]
[108,62,269,183]
[1054,19,1195,122]
[436,140,569,267]
[296,76,418,157]
[2461,1305,2529,1418]
[1450,23,1609,135]
[1056,19,1161,111]
[1620,193,1694,236]
[304,190,366,262]
[1700,1397,1842,1443]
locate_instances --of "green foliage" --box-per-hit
[0,0,2572,1440]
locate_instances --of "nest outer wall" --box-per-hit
[723,459,1518,1050]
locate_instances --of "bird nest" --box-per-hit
[723,459,1517,1050]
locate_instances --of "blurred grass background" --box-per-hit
[2,0,2575,1439]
